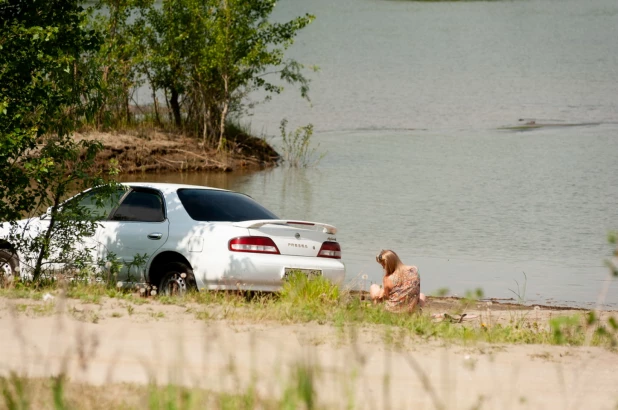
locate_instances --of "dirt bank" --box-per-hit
[76,129,280,173]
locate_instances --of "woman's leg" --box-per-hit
[419,292,427,308]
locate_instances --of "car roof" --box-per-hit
[120,182,230,194]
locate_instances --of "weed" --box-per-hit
[196,311,212,321]
[51,375,69,410]
[0,372,29,410]
[280,271,340,306]
[529,351,554,361]
[90,312,100,324]
[30,303,55,316]
[279,119,325,168]
[150,311,165,319]
[509,271,528,304]
[148,384,198,410]
[433,287,450,297]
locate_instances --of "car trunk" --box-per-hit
[242,221,337,257]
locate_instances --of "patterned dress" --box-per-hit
[385,266,421,313]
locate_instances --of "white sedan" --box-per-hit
[0,183,346,294]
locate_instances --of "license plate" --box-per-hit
[284,268,322,278]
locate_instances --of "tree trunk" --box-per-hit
[125,93,131,125]
[202,108,209,151]
[164,89,172,124]
[170,87,182,128]
[97,65,110,128]
[33,195,61,281]
[152,97,160,126]
[145,71,160,126]
[217,102,229,152]
[217,75,229,152]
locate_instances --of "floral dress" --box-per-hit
[385,266,421,313]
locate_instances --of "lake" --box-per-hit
[130,0,618,308]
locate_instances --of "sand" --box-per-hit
[0,296,617,409]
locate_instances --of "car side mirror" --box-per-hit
[42,206,53,219]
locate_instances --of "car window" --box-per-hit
[68,188,126,221]
[111,190,165,222]
[177,189,278,222]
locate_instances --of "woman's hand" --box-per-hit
[369,276,394,304]
[369,284,384,303]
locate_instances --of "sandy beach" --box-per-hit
[1,295,616,409]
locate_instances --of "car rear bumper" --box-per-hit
[195,253,346,292]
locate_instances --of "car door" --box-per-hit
[65,187,126,270]
[28,186,125,273]
[97,188,169,282]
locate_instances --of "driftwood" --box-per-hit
[169,148,230,169]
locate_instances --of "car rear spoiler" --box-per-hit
[233,219,337,235]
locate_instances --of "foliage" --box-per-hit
[279,119,324,168]
[95,0,317,151]
[0,0,101,220]
[0,0,119,281]
[4,139,121,280]
[84,0,147,128]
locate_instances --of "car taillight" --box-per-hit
[318,241,341,259]
[229,236,280,254]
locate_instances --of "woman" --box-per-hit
[370,249,426,313]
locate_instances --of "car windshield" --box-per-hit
[177,189,278,222]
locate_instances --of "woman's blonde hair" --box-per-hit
[376,249,403,276]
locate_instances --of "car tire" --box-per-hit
[0,249,19,287]
[158,262,197,296]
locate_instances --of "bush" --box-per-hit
[280,271,340,306]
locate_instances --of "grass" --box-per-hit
[1,273,618,410]
[0,372,323,410]
[1,272,617,349]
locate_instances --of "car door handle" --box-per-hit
[147,232,163,240]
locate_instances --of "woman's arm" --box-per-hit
[382,275,393,300]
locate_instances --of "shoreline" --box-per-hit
[358,293,617,313]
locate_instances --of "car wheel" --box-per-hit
[158,262,196,296]
[0,249,18,287]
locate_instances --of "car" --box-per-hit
[0,182,346,294]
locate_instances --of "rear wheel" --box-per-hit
[158,262,196,296]
[0,249,18,287]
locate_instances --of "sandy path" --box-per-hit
[0,298,617,409]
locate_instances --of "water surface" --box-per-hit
[130,0,618,307]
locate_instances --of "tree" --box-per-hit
[0,0,117,281]
[85,0,147,128]
[139,0,315,150]
[138,0,191,129]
